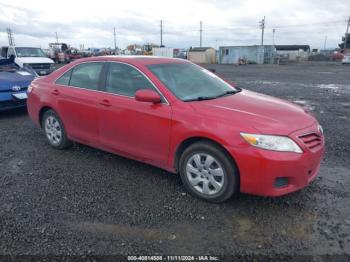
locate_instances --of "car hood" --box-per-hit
[16,57,54,64]
[189,89,316,135]
[0,70,35,90]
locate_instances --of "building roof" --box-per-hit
[189,47,214,52]
[275,45,310,51]
[219,45,275,49]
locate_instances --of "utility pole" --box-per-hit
[113,27,117,52]
[323,35,328,50]
[272,28,276,46]
[55,32,59,43]
[7,28,15,46]
[200,21,203,47]
[259,16,265,46]
[344,16,350,49]
[160,20,163,47]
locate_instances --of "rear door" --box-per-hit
[54,62,104,145]
[98,62,172,166]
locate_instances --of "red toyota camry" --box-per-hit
[27,56,324,202]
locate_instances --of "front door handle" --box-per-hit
[52,89,60,96]
[99,99,112,107]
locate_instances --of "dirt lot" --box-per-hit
[0,62,349,260]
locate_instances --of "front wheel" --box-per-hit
[179,141,239,203]
[42,110,71,149]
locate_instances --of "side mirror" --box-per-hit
[135,89,162,103]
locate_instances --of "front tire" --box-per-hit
[179,141,239,203]
[42,110,71,149]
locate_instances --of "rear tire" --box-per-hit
[42,110,71,149]
[179,141,239,203]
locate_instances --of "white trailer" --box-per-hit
[152,47,174,58]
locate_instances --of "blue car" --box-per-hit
[0,57,36,111]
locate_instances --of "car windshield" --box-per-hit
[15,47,46,58]
[147,63,239,101]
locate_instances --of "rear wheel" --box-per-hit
[42,110,71,149]
[179,141,239,203]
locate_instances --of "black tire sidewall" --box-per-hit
[42,110,70,149]
[179,141,238,203]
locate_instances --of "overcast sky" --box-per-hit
[0,0,349,50]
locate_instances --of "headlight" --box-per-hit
[23,63,31,68]
[50,64,55,70]
[240,133,303,153]
[27,85,33,93]
[318,124,323,135]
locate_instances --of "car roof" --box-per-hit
[74,56,188,66]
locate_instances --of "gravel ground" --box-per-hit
[0,61,349,260]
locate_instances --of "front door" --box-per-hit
[98,62,172,166]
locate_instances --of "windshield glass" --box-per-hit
[147,63,238,101]
[15,47,46,58]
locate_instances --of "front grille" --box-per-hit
[299,132,322,150]
[29,63,51,70]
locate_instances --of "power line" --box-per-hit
[270,19,347,29]
[195,19,347,32]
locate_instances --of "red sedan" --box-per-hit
[27,56,324,202]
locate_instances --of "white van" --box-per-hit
[1,46,55,75]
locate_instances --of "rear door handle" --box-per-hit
[99,99,112,107]
[52,89,60,96]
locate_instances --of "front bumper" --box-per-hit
[230,123,325,197]
[0,92,27,111]
[34,68,54,76]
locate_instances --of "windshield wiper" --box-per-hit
[214,88,242,99]
[183,88,242,102]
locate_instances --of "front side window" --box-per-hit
[70,63,103,90]
[147,62,238,101]
[15,48,46,57]
[55,70,72,85]
[105,63,154,97]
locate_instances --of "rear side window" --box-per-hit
[69,62,103,90]
[105,63,153,97]
[55,70,71,85]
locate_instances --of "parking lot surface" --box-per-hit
[0,62,349,258]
